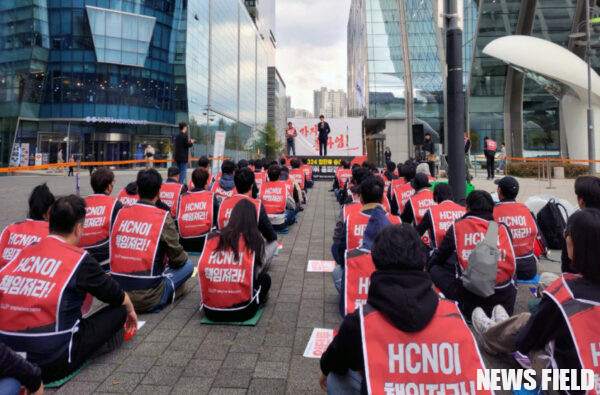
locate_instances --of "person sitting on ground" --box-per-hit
[260,165,296,231]
[331,177,400,273]
[253,159,266,191]
[333,167,372,244]
[218,168,277,271]
[0,183,54,269]
[381,161,398,192]
[198,200,271,322]
[493,176,539,281]
[334,161,352,202]
[561,175,600,273]
[211,160,237,202]
[116,181,139,207]
[400,173,436,226]
[189,155,213,190]
[277,160,301,210]
[428,190,517,317]
[416,183,465,249]
[0,195,137,384]
[472,209,600,382]
[389,164,416,216]
[110,169,194,313]
[416,162,436,182]
[320,225,490,394]
[301,158,314,189]
[159,166,186,219]
[0,341,43,395]
[178,167,219,253]
[79,168,122,266]
[289,158,306,192]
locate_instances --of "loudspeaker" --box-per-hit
[412,124,424,145]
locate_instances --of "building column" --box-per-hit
[397,0,414,155]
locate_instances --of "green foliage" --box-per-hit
[255,122,282,158]
[506,162,588,178]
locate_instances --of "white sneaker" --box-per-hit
[492,304,509,323]
[471,308,496,355]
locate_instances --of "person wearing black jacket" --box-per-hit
[317,115,331,156]
[400,173,431,224]
[427,190,517,317]
[422,132,435,176]
[473,209,600,395]
[174,122,195,184]
[483,136,496,180]
[320,224,438,393]
[0,342,43,394]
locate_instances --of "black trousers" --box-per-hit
[486,156,495,178]
[319,140,327,156]
[39,305,126,382]
[427,161,435,177]
[204,273,271,322]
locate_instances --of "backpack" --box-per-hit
[461,221,499,298]
[536,199,567,249]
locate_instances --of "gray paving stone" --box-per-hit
[131,341,170,357]
[194,343,231,361]
[145,328,181,342]
[182,358,222,378]
[253,361,289,379]
[132,385,172,395]
[119,356,157,374]
[258,346,292,362]
[212,368,253,388]
[55,380,100,394]
[71,363,116,383]
[221,352,258,369]
[171,377,213,395]
[208,388,246,395]
[141,365,183,386]
[248,378,287,395]
[97,372,145,393]
[155,349,194,367]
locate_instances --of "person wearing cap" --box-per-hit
[428,190,517,318]
[400,173,435,226]
[493,177,539,280]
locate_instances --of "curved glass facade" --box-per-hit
[0,0,267,166]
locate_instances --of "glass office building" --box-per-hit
[0,0,267,166]
[349,0,598,160]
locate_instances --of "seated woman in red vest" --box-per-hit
[110,169,194,313]
[399,173,435,224]
[79,168,123,267]
[332,167,371,247]
[428,190,517,318]
[388,163,416,215]
[0,195,137,384]
[472,209,600,382]
[0,183,55,269]
[320,225,489,394]
[301,158,314,189]
[198,199,271,322]
[260,165,297,231]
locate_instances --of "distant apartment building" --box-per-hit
[291,109,314,119]
[313,87,347,119]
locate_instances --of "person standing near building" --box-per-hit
[317,115,330,156]
[174,122,195,184]
[483,136,497,180]
[67,154,75,176]
[286,122,297,156]
[497,142,506,172]
[384,146,391,163]
[422,133,435,177]
[464,132,473,182]
[144,144,155,169]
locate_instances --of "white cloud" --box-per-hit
[276,0,351,111]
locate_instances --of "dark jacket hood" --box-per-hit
[219,173,235,190]
[125,181,137,195]
[367,270,439,332]
[361,206,391,250]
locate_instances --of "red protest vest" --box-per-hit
[211,181,237,201]
[117,188,139,207]
[390,177,406,192]
[344,248,375,315]
[198,233,256,310]
[486,139,497,151]
[408,189,436,225]
[109,204,168,290]
[393,183,415,213]
[429,201,466,248]
[337,169,352,189]
[493,202,537,258]
[79,194,118,249]
[0,220,49,270]
[217,195,260,229]
[159,182,184,218]
[301,164,313,181]
[343,202,362,220]
[346,210,400,251]
[0,236,86,364]
[260,181,288,214]
[453,217,516,285]
[544,273,600,386]
[254,172,266,191]
[177,190,215,238]
[360,300,491,395]
[289,168,305,190]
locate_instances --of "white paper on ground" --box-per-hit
[303,328,337,358]
[306,260,336,272]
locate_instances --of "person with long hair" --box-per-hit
[198,199,271,322]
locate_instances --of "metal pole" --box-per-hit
[586,0,596,175]
[446,0,466,204]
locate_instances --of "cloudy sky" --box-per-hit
[276,0,352,113]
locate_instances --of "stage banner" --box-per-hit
[298,156,366,180]
[289,117,363,156]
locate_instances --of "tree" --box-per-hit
[254,122,282,158]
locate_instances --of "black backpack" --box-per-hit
[536,199,568,249]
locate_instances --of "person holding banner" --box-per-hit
[286,122,297,156]
[318,115,331,156]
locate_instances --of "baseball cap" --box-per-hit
[410,173,431,190]
[494,176,519,196]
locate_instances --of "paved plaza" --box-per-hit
[0,170,569,394]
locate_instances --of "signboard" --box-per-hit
[211,131,227,176]
[306,260,336,272]
[19,144,29,167]
[303,328,337,358]
[35,153,43,166]
[299,155,367,180]
[9,144,19,167]
[289,118,363,157]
